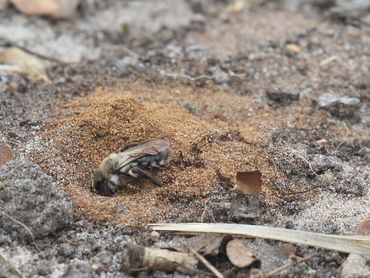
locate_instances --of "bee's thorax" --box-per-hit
[99,153,120,178]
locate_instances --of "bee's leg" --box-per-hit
[116,175,129,189]
[129,167,163,186]
[127,168,139,178]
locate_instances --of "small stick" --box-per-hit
[333,122,350,154]
[0,41,69,64]
[200,200,208,222]
[200,200,216,223]
[294,154,318,178]
[0,251,25,278]
[188,247,224,278]
[121,45,140,59]
[159,70,213,81]
[0,211,41,252]
[266,252,322,277]
[320,55,340,66]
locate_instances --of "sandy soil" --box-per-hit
[1,0,370,277]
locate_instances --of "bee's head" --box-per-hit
[92,171,115,196]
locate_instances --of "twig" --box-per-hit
[159,70,213,81]
[333,122,350,154]
[128,267,149,272]
[320,56,340,66]
[200,200,208,222]
[188,247,224,278]
[0,65,24,74]
[159,69,246,82]
[229,71,246,78]
[266,252,322,277]
[121,46,140,59]
[0,251,25,278]
[294,154,319,178]
[283,154,324,195]
[257,148,279,178]
[0,211,41,252]
[200,200,216,223]
[0,41,69,64]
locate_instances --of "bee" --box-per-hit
[93,138,171,196]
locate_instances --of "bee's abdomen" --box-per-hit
[135,149,170,167]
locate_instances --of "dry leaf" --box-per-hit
[202,237,223,256]
[356,218,370,236]
[0,144,13,166]
[150,223,370,256]
[183,234,223,256]
[226,239,259,268]
[236,170,262,195]
[0,47,50,83]
[10,0,79,18]
[279,243,296,259]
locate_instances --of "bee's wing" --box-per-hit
[113,138,170,171]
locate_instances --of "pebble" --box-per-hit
[316,93,360,118]
[266,86,300,106]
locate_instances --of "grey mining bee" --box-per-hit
[93,138,171,196]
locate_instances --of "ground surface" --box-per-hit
[0,0,370,277]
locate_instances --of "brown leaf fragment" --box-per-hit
[202,237,223,256]
[0,144,13,166]
[0,47,50,83]
[236,170,262,195]
[226,239,259,268]
[356,218,370,236]
[10,0,79,18]
[279,243,296,259]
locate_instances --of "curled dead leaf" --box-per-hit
[236,170,262,195]
[0,144,13,166]
[226,239,260,268]
[0,47,50,83]
[10,0,79,18]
